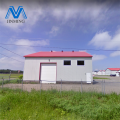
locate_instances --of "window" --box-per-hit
[64,60,71,65]
[77,60,84,65]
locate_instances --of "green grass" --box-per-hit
[0,88,120,120]
[0,74,9,79]
[0,79,22,85]
[0,79,39,86]
[0,74,23,79]
[93,77,109,79]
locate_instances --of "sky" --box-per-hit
[0,0,120,71]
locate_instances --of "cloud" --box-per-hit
[15,39,49,46]
[49,26,59,36]
[89,29,120,57]
[23,27,31,33]
[110,51,120,57]
[89,30,120,49]
[0,39,49,70]
[0,0,116,32]
[0,56,24,70]
[45,0,115,32]
[13,39,49,56]
[50,1,107,21]
[92,54,107,61]
[89,31,111,48]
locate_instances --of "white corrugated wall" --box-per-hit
[23,57,92,82]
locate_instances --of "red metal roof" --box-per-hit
[107,68,120,71]
[98,70,105,72]
[24,51,93,58]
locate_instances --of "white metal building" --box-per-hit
[92,71,98,75]
[23,51,93,83]
[102,70,105,75]
[105,68,120,75]
[97,70,102,75]
[97,70,105,75]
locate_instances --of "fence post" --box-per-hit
[81,79,82,93]
[9,71,11,81]
[2,77,4,90]
[40,80,42,94]
[102,80,103,95]
[104,80,105,95]
[21,79,23,92]
[60,79,62,94]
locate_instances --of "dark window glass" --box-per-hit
[64,60,71,65]
[77,61,84,65]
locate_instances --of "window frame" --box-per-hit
[63,60,71,66]
[77,60,85,66]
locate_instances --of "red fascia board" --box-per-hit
[24,55,93,57]
[24,52,93,58]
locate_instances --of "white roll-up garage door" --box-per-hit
[40,63,56,83]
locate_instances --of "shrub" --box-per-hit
[18,75,23,80]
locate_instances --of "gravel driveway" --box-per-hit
[1,81,120,94]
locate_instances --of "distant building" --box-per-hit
[92,71,97,75]
[105,68,120,75]
[93,70,105,75]
[97,70,102,75]
[102,70,105,75]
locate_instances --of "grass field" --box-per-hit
[93,77,109,79]
[0,79,22,85]
[0,74,23,79]
[0,88,120,120]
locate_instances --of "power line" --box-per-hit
[0,46,23,57]
[0,43,120,51]
[1,36,120,42]
[1,35,120,42]
[0,53,24,63]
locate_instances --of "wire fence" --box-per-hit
[0,75,11,81]
[1,79,120,94]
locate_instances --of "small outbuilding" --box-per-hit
[23,51,93,83]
